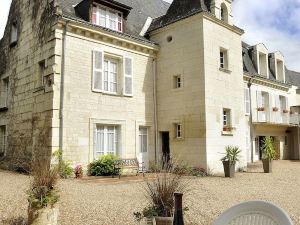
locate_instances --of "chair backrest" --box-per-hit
[212,201,294,225]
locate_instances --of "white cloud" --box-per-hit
[0,0,12,38]
[233,0,300,72]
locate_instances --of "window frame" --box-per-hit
[0,125,7,157]
[139,127,148,153]
[220,48,228,69]
[223,109,231,127]
[103,58,118,94]
[10,21,18,46]
[93,4,123,32]
[175,123,183,139]
[95,125,118,157]
[173,75,182,89]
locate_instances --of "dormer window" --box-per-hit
[92,4,123,32]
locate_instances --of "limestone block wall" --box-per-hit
[53,25,156,166]
[202,16,247,173]
[150,15,207,168]
[0,0,58,168]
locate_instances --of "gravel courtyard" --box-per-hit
[1,160,300,225]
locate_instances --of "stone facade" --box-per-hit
[1,0,300,173]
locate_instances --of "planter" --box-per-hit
[28,205,59,225]
[283,110,289,114]
[155,217,173,225]
[257,107,265,112]
[145,217,154,225]
[262,159,272,173]
[222,161,235,178]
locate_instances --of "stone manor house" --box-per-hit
[1,0,300,173]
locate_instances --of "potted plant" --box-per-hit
[262,136,276,173]
[134,161,189,225]
[272,107,279,112]
[257,107,265,111]
[28,162,59,225]
[283,109,289,113]
[221,146,241,178]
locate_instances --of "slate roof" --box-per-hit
[57,0,170,42]
[148,0,210,32]
[242,41,300,87]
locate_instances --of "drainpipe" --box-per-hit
[59,21,69,161]
[248,77,254,163]
[153,58,158,164]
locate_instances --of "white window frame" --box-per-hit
[220,48,228,69]
[139,127,148,153]
[223,109,231,127]
[174,75,182,89]
[123,57,133,96]
[93,4,123,32]
[10,22,18,44]
[104,59,118,94]
[0,78,9,108]
[95,125,118,157]
[245,88,250,115]
[175,123,182,139]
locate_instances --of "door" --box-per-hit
[258,136,265,160]
[138,127,148,169]
[161,132,170,165]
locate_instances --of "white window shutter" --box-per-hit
[245,88,250,115]
[285,97,289,110]
[124,57,133,96]
[276,95,280,109]
[256,90,262,108]
[92,50,103,92]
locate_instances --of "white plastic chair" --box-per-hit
[212,201,294,225]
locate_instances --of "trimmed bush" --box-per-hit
[88,154,119,176]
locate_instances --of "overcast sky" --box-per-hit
[0,0,299,71]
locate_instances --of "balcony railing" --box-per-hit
[254,108,299,126]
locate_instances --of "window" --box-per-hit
[92,50,133,96]
[95,125,118,157]
[220,49,228,69]
[0,126,7,157]
[223,109,231,127]
[175,123,182,139]
[104,59,118,93]
[220,3,228,22]
[0,78,9,108]
[259,53,268,77]
[139,127,148,153]
[92,5,123,32]
[173,75,182,89]
[38,60,46,87]
[10,21,18,45]
[244,88,250,115]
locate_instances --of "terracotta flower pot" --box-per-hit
[262,159,272,173]
[155,216,173,225]
[222,161,235,178]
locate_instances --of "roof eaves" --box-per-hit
[61,14,159,47]
[244,71,291,88]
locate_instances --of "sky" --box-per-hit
[0,0,299,71]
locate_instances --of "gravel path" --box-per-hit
[1,160,300,225]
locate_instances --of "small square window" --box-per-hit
[173,75,182,89]
[223,109,231,127]
[175,123,182,139]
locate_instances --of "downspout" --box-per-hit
[153,58,158,164]
[59,21,69,160]
[248,77,254,163]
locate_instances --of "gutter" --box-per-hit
[59,21,69,159]
[153,58,158,164]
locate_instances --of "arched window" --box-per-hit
[220,3,228,22]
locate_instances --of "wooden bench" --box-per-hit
[113,158,145,179]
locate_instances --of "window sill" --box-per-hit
[175,137,184,141]
[9,41,17,48]
[92,90,133,98]
[219,67,232,74]
[221,131,233,136]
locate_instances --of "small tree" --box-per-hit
[262,137,276,160]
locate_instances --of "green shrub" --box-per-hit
[262,136,276,160]
[52,150,73,179]
[88,154,119,176]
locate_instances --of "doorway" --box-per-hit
[161,132,170,164]
[258,136,265,160]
